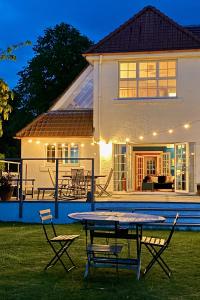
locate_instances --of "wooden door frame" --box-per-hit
[132,151,162,191]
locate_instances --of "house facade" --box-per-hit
[17,6,200,194]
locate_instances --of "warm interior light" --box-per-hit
[71,142,75,146]
[125,138,130,142]
[152,132,157,136]
[45,143,48,146]
[28,139,32,143]
[168,129,173,134]
[91,142,95,146]
[99,141,112,159]
[36,140,40,144]
[62,143,65,147]
[139,136,144,140]
[81,143,85,147]
[184,123,190,129]
[168,92,176,97]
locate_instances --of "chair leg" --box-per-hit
[143,244,171,278]
[45,242,69,272]
[37,189,40,200]
[45,240,76,272]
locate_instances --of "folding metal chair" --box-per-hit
[141,213,179,278]
[84,219,123,278]
[39,209,79,272]
[96,168,113,197]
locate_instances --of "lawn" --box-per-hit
[0,223,200,300]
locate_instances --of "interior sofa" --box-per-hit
[142,175,174,191]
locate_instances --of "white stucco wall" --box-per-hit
[21,138,99,189]
[87,51,200,189]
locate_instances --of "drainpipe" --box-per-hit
[98,55,102,173]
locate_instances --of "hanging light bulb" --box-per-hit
[184,123,190,129]
[152,132,157,136]
[125,138,130,142]
[28,139,32,143]
[168,129,173,134]
[139,136,144,140]
[36,140,40,144]
[81,143,85,147]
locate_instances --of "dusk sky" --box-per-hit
[1,0,200,88]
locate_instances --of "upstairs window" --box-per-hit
[119,60,176,99]
[46,144,79,164]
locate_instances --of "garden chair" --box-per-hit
[39,208,79,272]
[37,168,67,199]
[66,169,88,199]
[84,219,123,278]
[96,168,113,197]
[141,213,179,278]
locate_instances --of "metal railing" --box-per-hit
[1,157,95,218]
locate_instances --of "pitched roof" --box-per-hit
[185,26,200,38]
[16,110,93,138]
[85,6,200,54]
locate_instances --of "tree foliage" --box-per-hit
[15,23,93,115]
[0,41,31,137]
[1,23,92,157]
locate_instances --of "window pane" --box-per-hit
[120,70,128,78]
[168,68,176,77]
[57,144,62,159]
[168,79,176,87]
[120,63,128,71]
[147,62,156,77]
[168,88,176,97]
[128,70,136,78]
[138,80,148,97]
[139,63,147,78]
[147,80,157,97]
[63,144,69,163]
[159,61,176,78]
[70,144,79,164]
[47,145,55,163]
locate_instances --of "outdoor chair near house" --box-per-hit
[37,168,68,199]
[39,208,79,272]
[96,168,113,197]
[141,213,179,278]
[66,168,88,199]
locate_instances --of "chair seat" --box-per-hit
[50,234,79,242]
[141,236,166,247]
[87,243,123,254]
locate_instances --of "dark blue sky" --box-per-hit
[1,0,200,88]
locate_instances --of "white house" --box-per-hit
[16,6,200,194]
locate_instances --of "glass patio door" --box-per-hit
[175,143,189,193]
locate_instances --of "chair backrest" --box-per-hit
[166,213,179,245]
[48,168,55,186]
[39,209,57,241]
[71,168,84,185]
[104,168,113,189]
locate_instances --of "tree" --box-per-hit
[15,23,93,115]
[0,42,31,137]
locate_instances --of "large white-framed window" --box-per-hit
[46,143,79,164]
[119,60,176,99]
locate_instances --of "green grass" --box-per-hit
[0,223,200,300]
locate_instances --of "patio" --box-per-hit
[0,222,199,299]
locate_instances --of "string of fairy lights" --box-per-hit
[26,118,200,146]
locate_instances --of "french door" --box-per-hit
[175,143,189,193]
[136,156,144,191]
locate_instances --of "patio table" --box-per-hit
[68,211,165,279]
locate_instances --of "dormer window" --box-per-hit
[119,60,176,99]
